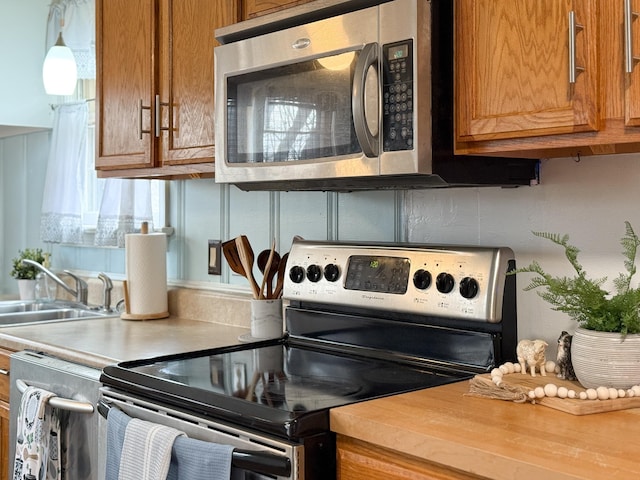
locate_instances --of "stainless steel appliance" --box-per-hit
[213,0,539,191]
[9,351,102,480]
[99,239,518,480]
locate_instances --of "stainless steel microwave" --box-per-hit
[214,0,539,191]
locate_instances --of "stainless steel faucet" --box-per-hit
[98,272,113,312]
[22,259,88,305]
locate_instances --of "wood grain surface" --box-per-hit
[470,373,640,415]
[331,380,640,480]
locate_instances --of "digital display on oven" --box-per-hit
[345,255,410,294]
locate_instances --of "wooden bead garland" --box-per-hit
[490,361,640,403]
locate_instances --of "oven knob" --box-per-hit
[436,273,455,293]
[324,264,340,282]
[306,264,323,282]
[289,265,306,284]
[459,277,480,299]
[413,269,432,290]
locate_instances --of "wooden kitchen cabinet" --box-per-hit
[336,436,485,480]
[454,0,640,158]
[96,0,240,179]
[0,347,13,480]
[242,0,313,19]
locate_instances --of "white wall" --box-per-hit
[3,128,640,350]
[0,0,53,131]
[405,154,640,347]
[0,132,50,299]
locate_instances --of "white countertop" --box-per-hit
[0,314,250,368]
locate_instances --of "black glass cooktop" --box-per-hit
[100,337,469,439]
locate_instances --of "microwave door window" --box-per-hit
[226,52,361,164]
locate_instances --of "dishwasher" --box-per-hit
[9,350,102,480]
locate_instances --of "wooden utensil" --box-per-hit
[265,252,280,299]
[257,241,280,299]
[236,236,260,298]
[222,238,246,278]
[273,252,289,299]
[257,249,270,282]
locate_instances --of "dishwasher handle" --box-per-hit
[16,379,95,414]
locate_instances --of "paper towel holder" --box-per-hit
[120,223,170,321]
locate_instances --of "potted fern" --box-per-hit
[512,221,640,389]
[10,248,47,300]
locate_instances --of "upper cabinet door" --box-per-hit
[96,0,155,169]
[455,0,599,143]
[96,0,240,178]
[625,0,640,126]
[159,0,239,166]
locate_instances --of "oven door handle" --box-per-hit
[97,400,292,477]
[232,449,292,477]
[16,378,95,414]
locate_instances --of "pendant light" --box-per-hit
[42,30,78,95]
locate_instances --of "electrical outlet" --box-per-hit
[208,240,222,275]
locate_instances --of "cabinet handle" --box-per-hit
[625,0,640,73]
[138,99,152,140]
[568,11,585,84]
[154,94,170,138]
[16,379,94,414]
[0,368,9,376]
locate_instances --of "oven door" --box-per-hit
[214,1,381,187]
[98,388,299,480]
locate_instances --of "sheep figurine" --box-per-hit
[516,339,549,377]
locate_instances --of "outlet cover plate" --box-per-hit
[208,240,222,275]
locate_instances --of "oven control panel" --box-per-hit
[283,239,515,323]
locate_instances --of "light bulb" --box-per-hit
[42,32,78,95]
[317,51,356,71]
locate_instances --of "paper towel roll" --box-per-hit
[121,232,169,320]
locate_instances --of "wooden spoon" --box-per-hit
[222,238,246,277]
[257,245,280,299]
[272,252,289,299]
[236,236,260,298]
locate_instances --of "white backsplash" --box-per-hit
[405,154,640,346]
[2,130,640,351]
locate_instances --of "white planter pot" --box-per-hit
[17,279,36,300]
[571,327,640,389]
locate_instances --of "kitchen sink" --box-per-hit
[0,301,72,314]
[0,301,118,327]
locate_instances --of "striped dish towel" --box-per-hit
[118,418,185,480]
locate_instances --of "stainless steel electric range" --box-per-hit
[99,239,518,480]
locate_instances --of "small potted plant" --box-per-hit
[10,248,47,300]
[511,221,640,389]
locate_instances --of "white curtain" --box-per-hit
[46,0,96,79]
[41,102,88,244]
[94,180,154,247]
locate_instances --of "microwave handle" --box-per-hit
[352,42,379,157]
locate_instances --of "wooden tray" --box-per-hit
[469,373,640,415]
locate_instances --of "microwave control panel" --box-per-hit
[382,40,414,152]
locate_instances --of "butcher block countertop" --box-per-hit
[330,379,640,480]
